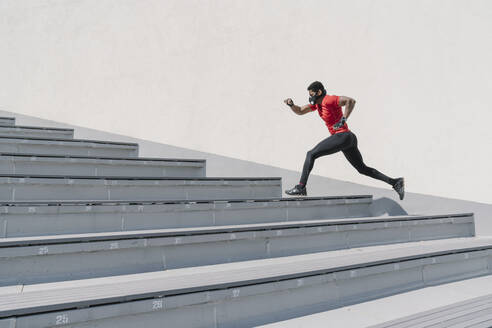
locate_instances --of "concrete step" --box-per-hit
[0,237,491,327]
[0,118,15,126]
[0,196,372,237]
[0,174,282,202]
[0,153,206,177]
[0,213,475,286]
[369,293,492,328]
[0,125,74,139]
[259,274,492,328]
[0,136,138,157]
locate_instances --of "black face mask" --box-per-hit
[309,89,326,105]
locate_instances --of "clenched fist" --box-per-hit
[284,98,294,107]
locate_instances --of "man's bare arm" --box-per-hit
[338,96,356,119]
[284,98,312,115]
[289,104,313,115]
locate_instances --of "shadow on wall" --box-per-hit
[370,197,409,216]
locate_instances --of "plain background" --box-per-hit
[1,0,491,204]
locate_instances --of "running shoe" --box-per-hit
[285,184,307,196]
[392,177,405,200]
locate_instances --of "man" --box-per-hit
[284,81,405,200]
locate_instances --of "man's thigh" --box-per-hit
[310,132,352,157]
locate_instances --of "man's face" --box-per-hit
[308,89,322,105]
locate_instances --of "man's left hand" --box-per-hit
[333,116,346,130]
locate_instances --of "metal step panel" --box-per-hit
[0,136,138,157]
[0,175,282,202]
[0,118,15,126]
[0,154,206,177]
[0,214,475,286]
[0,237,491,328]
[0,196,372,237]
[0,126,74,139]
[369,293,492,328]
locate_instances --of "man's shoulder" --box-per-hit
[322,95,339,107]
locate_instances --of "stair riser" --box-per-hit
[0,128,73,139]
[0,158,205,178]
[0,219,474,286]
[0,119,15,126]
[0,141,138,157]
[0,199,371,237]
[0,178,281,202]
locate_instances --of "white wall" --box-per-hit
[1,0,491,204]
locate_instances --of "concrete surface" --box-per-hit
[259,275,492,328]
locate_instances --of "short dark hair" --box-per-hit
[307,81,325,92]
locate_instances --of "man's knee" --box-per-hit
[306,149,316,159]
[357,165,373,176]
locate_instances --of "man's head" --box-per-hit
[307,81,326,105]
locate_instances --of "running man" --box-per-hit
[284,81,405,200]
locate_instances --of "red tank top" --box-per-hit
[309,95,350,135]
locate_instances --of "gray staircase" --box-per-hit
[0,196,372,237]
[0,153,206,177]
[0,237,491,328]
[0,116,487,328]
[0,174,281,201]
[0,214,474,286]
[0,118,15,126]
[368,292,492,328]
[0,136,138,157]
[0,125,74,139]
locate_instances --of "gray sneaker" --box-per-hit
[285,184,307,196]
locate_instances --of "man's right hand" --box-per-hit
[284,100,312,116]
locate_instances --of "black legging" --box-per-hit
[300,131,396,186]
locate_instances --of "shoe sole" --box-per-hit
[284,191,307,196]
